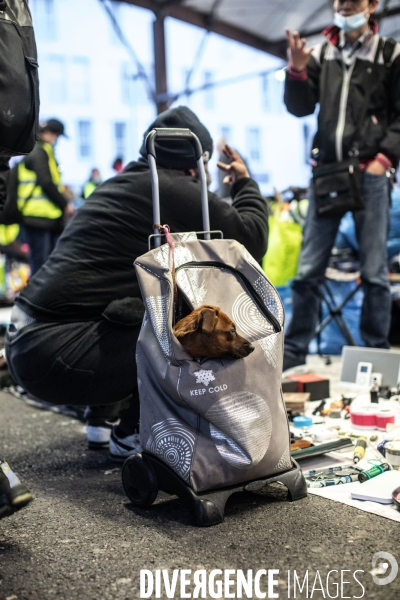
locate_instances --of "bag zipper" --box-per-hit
[176,261,282,333]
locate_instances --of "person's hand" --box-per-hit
[64,202,75,217]
[366,160,387,176]
[285,28,314,72]
[217,144,250,184]
[63,186,75,200]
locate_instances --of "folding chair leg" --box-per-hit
[314,280,363,348]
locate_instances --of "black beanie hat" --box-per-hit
[139,106,213,170]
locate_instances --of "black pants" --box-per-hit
[6,318,141,435]
[20,225,60,277]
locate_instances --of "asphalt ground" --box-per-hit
[0,389,399,600]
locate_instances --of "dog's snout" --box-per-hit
[242,343,254,357]
[234,341,254,358]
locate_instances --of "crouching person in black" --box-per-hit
[5,106,269,462]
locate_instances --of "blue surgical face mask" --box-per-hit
[333,9,369,33]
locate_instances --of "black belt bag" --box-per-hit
[312,158,363,217]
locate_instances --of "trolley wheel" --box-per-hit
[122,453,158,507]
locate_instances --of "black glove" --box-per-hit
[102,297,145,328]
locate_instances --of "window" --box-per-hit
[30,0,57,41]
[43,55,67,103]
[220,126,231,143]
[271,77,285,114]
[246,127,261,162]
[133,76,149,105]
[70,57,90,104]
[122,63,148,105]
[203,71,215,110]
[121,63,133,104]
[253,173,270,184]
[77,121,93,158]
[114,122,127,161]
[261,74,270,112]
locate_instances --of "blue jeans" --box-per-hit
[21,225,60,277]
[284,172,391,358]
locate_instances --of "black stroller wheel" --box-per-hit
[122,453,158,507]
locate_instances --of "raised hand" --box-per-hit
[285,28,314,71]
[217,144,250,184]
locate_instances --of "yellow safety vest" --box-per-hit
[17,142,64,219]
[0,224,19,246]
[83,180,97,199]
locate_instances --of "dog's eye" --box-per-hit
[230,328,236,336]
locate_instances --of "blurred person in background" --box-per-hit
[112,157,123,174]
[18,119,74,276]
[0,224,29,264]
[82,168,102,199]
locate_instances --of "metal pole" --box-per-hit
[148,154,161,247]
[153,15,169,114]
[196,158,210,239]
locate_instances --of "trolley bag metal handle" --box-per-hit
[145,128,211,247]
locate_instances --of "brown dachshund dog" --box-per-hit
[173,304,254,359]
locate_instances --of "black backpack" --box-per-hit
[0,0,39,159]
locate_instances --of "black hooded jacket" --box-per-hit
[16,161,269,322]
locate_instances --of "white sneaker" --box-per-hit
[87,425,113,449]
[109,429,142,462]
[87,418,119,449]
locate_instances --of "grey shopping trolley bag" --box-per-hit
[122,128,306,526]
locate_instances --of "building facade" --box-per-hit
[29,0,316,195]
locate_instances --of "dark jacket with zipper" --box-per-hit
[284,26,400,165]
[16,161,269,322]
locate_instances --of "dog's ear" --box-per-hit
[174,310,203,338]
[200,307,216,334]
[173,305,217,339]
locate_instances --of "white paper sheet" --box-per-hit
[300,448,400,522]
[308,481,400,522]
